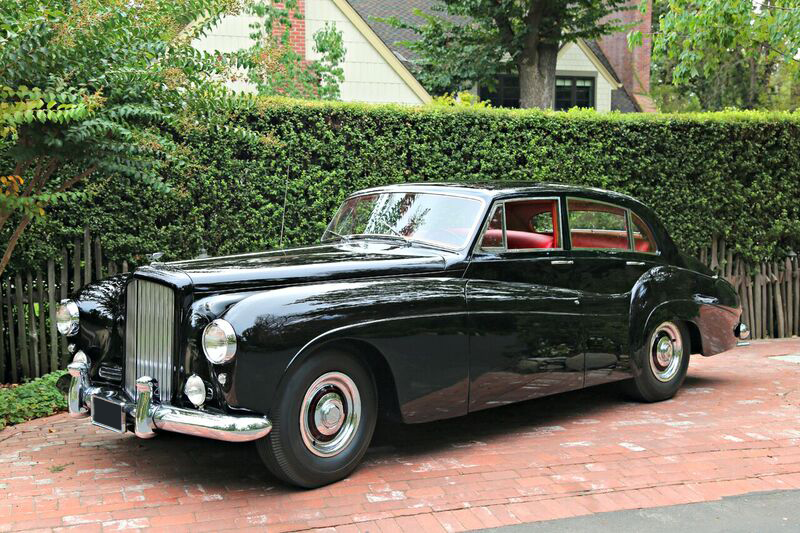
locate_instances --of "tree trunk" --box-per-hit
[518,42,559,109]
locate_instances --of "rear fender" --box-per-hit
[629,266,740,376]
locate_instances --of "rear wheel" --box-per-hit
[627,321,690,402]
[257,350,377,488]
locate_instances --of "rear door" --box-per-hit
[563,197,663,386]
[464,197,585,412]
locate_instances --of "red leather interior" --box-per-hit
[571,233,629,250]
[571,232,652,252]
[483,229,554,249]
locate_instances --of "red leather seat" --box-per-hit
[482,230,554,249]
[571,233,629,250]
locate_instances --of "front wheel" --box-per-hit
[257,350,377,488]
[627,321,690,402]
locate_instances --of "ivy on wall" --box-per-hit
[7,100,800,272]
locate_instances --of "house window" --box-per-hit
[479,75,596,110]
[555,77,595,110]
[478,75,519,108]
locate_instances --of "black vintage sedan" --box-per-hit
[59,183,748,487]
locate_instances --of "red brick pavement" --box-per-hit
[2,339,800,532]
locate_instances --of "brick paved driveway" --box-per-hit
[2,339,800,532]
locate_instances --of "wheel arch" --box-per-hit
[274,336,402,423]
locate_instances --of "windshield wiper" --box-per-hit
[349,233,410,246]
[321,229,351,242]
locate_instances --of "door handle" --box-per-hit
[551,260,574,265]
[626,261,646,266]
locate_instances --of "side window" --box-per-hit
[480,204,504,249]
[480,199,561,251]
[631,212,658,253]
[505,199,560,250]
[567,199,631,251]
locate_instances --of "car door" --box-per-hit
[563,197,664,386]
[464,196,585,412]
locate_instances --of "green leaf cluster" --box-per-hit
[0,371,67,429]
[634,0,800,111]
[6,100,800,274]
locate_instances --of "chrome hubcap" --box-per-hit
[314,393,344,436]
[649,322,683,382]
[300,372,361,457]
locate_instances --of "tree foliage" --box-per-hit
[235,0,346,100]
[382,0,631,108]
[0,0,346,277]
[631,0,800,110]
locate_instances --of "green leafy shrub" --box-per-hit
[7,100,800,272]
[0,371,67,429]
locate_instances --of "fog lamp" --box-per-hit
[184,374,207,407]
[202,319,237,364]
[56,299,80,336]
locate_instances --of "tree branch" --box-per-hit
[493,0,516,50]
[0,215,32,278]
[56,165,97,193]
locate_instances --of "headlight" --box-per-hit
[184,374,207,407]
[202,319,237,364]
[56,300,80,336]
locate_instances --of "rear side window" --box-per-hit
[631,212,658,253]
[480,199,561,251]
[567,199,630,251]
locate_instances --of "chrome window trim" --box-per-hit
[325,190,487,252]
[628,210,661,256]
[474,196,564,255]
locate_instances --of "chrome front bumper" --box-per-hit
[67,362,272,443]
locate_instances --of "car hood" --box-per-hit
[137,242,455,292]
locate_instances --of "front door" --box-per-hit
[464,197,585,412]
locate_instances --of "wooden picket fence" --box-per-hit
[0,233,797,383]
[0,229,131,383]
[701,236,799,341]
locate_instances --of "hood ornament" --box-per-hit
[148,252,165,263]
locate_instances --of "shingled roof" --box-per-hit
[347,0,437,66]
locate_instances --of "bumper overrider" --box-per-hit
[67,361,272,442]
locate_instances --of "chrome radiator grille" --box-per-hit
[124,279,176,403]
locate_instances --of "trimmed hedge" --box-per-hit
[9,99,800,270]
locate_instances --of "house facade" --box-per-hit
[193,0,654,112]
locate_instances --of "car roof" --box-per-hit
[354,182,650,211]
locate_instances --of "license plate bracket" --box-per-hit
[91,396,126,433]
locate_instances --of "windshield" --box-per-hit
[322,192,484,250]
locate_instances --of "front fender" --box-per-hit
[221,277,469,423]
[630,266,740,374]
